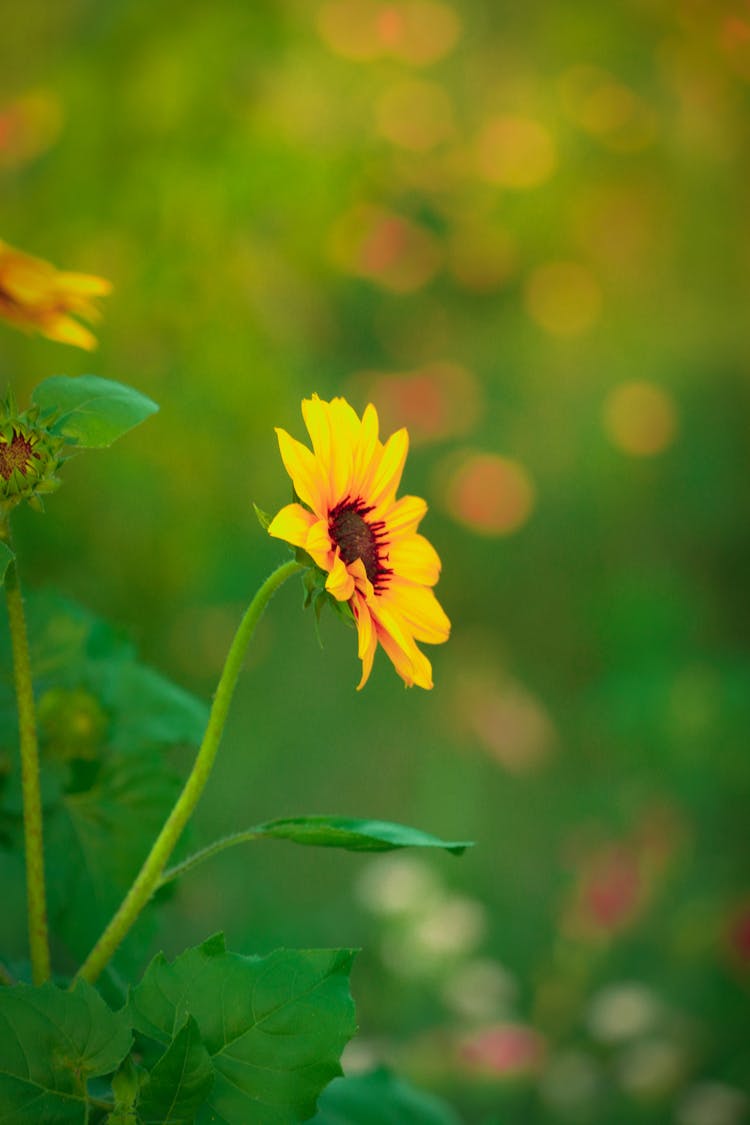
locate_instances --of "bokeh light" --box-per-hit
[317,0,461,66]
[475,116,557,189]
[447,221,518,292]
[357,361,482,443]
[443,452,535,536]
[560,65,659,152]
[523,261,602,337]
[375,79,455,152]
[603,380,678,457]
[452,666,557,774]
[329,204,441,292]
[0,90,63,169]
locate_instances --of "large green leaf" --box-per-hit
[137,1016,214,1125]
[310,1068,462,1125]
[130,934,357,1125]
[0,979,131,1124]
[0,592,208,757]
[252,816,473,855]
[32,375,158,448]
[45,750,181,972]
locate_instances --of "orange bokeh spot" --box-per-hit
[524,261,602,338]
[317,0,460,66]
[603,381,678,457]
[329,204,441,293]
[365,362,481,443]
[316,1,382,61]
[0,90,63,169]
[476,116,556,189]
[720,16,750,81]
[445,453,535,536]
[376,79,455,152]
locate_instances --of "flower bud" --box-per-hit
[0,392,65,515]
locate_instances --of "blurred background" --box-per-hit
[2,0,750,1120]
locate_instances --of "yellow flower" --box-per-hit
[0,239,111,350]
[268,394,450,689]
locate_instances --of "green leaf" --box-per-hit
[0,540,13,583]
[137,1016,213,1125]
[0,979,132,1124]
[32,375,158,448]
[130,935,357,1124]
[253,502,273,530]
[45,750,181,972]
[253,816,473,856]
[310,1068,462,1125]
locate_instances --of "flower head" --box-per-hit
[0,239,111,350]
[268,394,450,689]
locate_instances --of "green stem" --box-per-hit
[158,829,262,889]
[1,519,51,985]
[75,558,303,985]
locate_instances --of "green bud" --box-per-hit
[0,391,65,516]
[37,686,109,762]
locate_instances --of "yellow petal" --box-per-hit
[267,503,316,548]
[326,549,355,601]
[275,427,330,516]
[351,402,380,495]
[385,580,451,644]
[57,272,113,297]
[380,494,427,537]
[41,314,97,351]
[349,557,375,601]
[352,591,378,690]
[375,619,434,689]
[366,427,409,508]
[387,534,442,586]
[302,394,353,502]
[306,518,334,569]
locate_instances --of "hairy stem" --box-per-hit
[75,558,303,984]
[1,519,50,985]
[158,829,262,889]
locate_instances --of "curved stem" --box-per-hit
[75,558,303,985]
[1,519,50,985]
[158,829,262,889]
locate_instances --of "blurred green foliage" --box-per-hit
[1,0,749,1120]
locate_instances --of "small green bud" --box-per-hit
[0,392,65,516]
[37,686,109,762]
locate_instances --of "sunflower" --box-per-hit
[0,239,111,350]
[268,394,450,689]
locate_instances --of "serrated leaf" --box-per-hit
[137,1016,214,1125]
[0,592,208,758]
[32,374,158,448]
[130,935,357,1125]
[310,1068,462,1125]
[0,540,13,583]
[253,816,473,856]
[0,979,132,1124]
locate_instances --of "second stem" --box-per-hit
[75,557,303,985]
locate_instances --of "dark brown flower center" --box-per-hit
[0,430,38,481]
[328,498,391,589]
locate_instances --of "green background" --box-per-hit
[2,0,749,1121]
